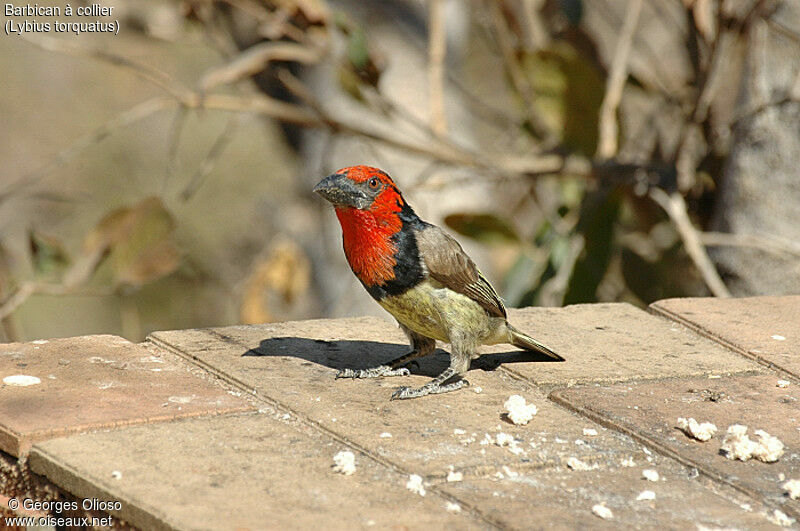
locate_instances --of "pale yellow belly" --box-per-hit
[378,281,509,346]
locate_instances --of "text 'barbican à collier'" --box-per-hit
[5,4,113,17]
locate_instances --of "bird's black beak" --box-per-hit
[313,173,370,209]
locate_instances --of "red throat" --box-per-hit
[335,195,404,287]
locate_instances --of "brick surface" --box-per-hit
[146,316,780,528]
[500,304,759,386]
[552,372,800,520]
[440,459,776,530]
[29,412,480,531]
[0,335,253,456]
[651,296,800,378]
[150,319,645,476]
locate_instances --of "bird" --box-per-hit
[313,165,563,399]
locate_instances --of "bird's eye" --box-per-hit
[368,177,380,189]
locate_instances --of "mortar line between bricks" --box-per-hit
[648,305,800,382]
[146,331,505,531]
[547,389,799,520]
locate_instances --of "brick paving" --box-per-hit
[1,297,798,529]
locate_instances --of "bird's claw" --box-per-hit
[390,379,469,400]
[336,365,410,379]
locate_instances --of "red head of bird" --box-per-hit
[313,165,416,289]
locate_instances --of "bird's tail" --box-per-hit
[508,325,564,361]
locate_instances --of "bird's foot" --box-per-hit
[390,379,469,400]
[336,365,411,379]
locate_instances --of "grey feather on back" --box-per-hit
[416,226,507,318]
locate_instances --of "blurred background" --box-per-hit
[1,0,798,342]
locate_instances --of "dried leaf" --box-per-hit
[84,197,180,288]
[240,238,311,324]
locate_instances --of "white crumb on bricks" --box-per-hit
[406,474,426,496]
[642,469,660,482]
[566,457,595,471]
[783,479,800,500]
[445,502,461,514]
[3,375,41,386]
[332,451,356,475]
[473,386,483,393]
[582,428,598,436]
[482,432,524,455]
[446,466,463,482]
[720,425,784,462]
[768,509,795,527]
[677,417,717,441]
[379,432,392,438]
[453,428,467,435]
[771,335,786,341]
[592,503,613,519]
[777,380,790,388]
[636,490,655,501]
[620,457,636,467]
[504,395,538,425]
[110,470,122,480]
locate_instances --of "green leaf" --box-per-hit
[444,213,520,244]
[563,188,621,304]
[521,41,605,156]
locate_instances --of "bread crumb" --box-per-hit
[720,425,784,462]
[379,432,392,438]
[620,457,636,467]
[446,466,463,482]
[592,503,613,519]
[483,432,525,455]
[767,509,795,527]
[771,335,786,341]
[332,451,356,475]
[453,428,467,435]
[642,469,660,482]
[636,490,655,501]
[473,386,483,393]
[566,457,596,471]
[777,380,790,388]
[445,501,461,513]
[582,428,598,436]
[503,395,538,425]
[783,479,800,500]
[406,474,426,496]
[677,417,717,441]
[110,470,122,480]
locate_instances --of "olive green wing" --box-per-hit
[415,225,507,318]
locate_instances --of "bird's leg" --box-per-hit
[391,343,471,400]
[336,329,435,379]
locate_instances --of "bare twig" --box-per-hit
[16,96,173,190]
[0,247,107,321]
[596,0,643,159]
[649,188,730,297]
[180,116,243,201]
[428,0,448,137]
[488,1,553,142]
[521,0,549,50]
[700,231,800,258]
[199,41,324,93]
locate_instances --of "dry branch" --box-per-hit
[649,188,730,297]
[597,0,643,159]
[428,0,448,137]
